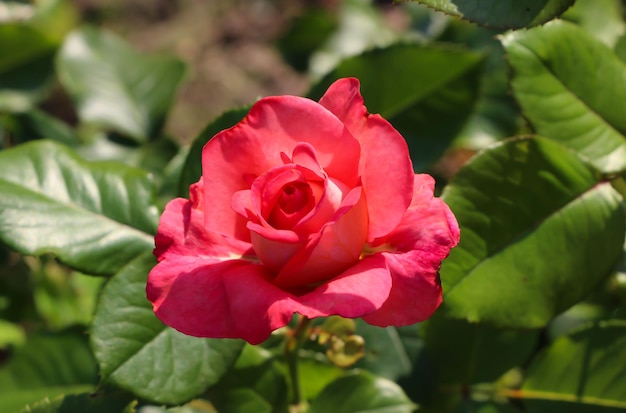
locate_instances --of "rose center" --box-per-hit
[268,180,315,229]
[278,183,309,214]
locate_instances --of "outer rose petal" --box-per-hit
[148,255,392,344]
[319,78,414,241]
[361,174,460,326]
[149,245,392,344]
[153,197,252,261]
[202,95,360,241]
[361,251,443,326]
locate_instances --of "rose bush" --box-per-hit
[147,78,460,344]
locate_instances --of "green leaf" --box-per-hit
[408,0,575,29]
[1,387,95,413]
[306,0,397,78]
[521,321,626,412]
[0,329,97,389]
[208,389,272,413]
[297,354,345,401]
[91,253,244,405]
[18,391,135,413]
[57,26,186,142]
[616,34,626,64]
[0,140,158,275]
[308,43,484,170]
[2,109,80,146]
[421,313,539,384]
[0,0,77,112]
[276,8,338,72]
[206,344,288,413]
[308,371,416,413]
[440,137,626,328]
[0,25,56,112]
[547,302,612,341]
[420,397,522,413]
[178,106,250,195]
[0,329,98,413]
[353,321,413,381]
[32,266,104,329]
[436,21,522,149]
[0,319,25,348]
[562,0,625,48]
[502,20,626,174]
[0,245,34,323]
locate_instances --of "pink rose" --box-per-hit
[147,78,460,344]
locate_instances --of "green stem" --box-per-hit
[285,315,313,412]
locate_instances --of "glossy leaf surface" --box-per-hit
[308,371,416,413]
[503,20,626,174]
[521,321,626,412]
[91,253,244,405]
[440,137,625,327]
[57,26,186,142]
[0,140,158,275]
[408,0,575,29]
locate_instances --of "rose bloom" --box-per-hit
[147,78,460,344]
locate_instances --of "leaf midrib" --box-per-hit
[514,36,626,140]
[0,177,153,244]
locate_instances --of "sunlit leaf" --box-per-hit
[407,0,575,29]
[0,140,158,275]
[308,371,416,413]
[502,20,626,174]
[297,354,345,401]
[0,319,25,348]
[353,321,413,381]
[521,321,626,412]
[57,26,186,142]
[562,0,625,48]
[440,137,625,328]
[0,0,77,112]
[91,253,244,405]
[307,0,397,78]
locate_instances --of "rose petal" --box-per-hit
[296,253,392,318]
[148,255,290,344]
[382,174,460,255]
[319,78,414,241]
[148,252,393,344]
[361,174,460,326]
[361,251,443,326]
[154,197,252,261]
[202,95,360,241]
